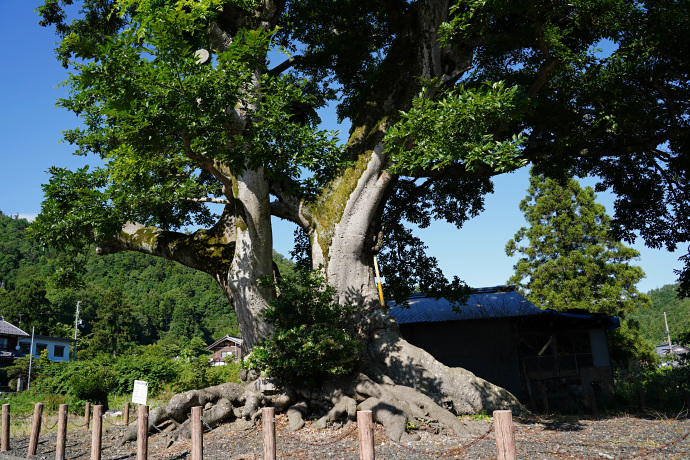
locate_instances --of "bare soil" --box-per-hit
[1,413,689,459]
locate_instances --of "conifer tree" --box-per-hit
[506,171,652,316]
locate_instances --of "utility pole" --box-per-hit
[73,301,80,362]
[664,311,674,357]
[27,327,35,391]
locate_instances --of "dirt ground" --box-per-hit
[0,412,689,459]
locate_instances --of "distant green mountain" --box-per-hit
[0,210,295,357]
[633,284,690,346]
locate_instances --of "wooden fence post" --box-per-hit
[84,402,91,430]
[136,405,149,460]
[262,407,276,460]
[56,404,68,460]
[91,405,103,460]
[191,406,202,460]
[1,403,9,452]
[27,402,43,457]
[357,410,375,460]
[493,410,516,460]
[123,403,130,427]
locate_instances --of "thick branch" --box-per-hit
[381,0,407,33]
[269,181,311,229]
[527,57,561,99]
[95,217,236,277]
[651,69,679,126]
[181,130,235,199]
[268,55,302,76]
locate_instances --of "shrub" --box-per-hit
[174,358,209,392]
[111,353,180,396]
[207,362,241,385]
[246,270,362,387]
[69,362,116,409]
[613,362,690,414]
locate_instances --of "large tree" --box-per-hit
[505,171,652,315]
[33,0,690,435]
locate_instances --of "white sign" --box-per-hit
[132,380,148,405]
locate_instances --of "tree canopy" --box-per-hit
[33,0,690,304]
[28,0,690,423]
[506,171,652,316]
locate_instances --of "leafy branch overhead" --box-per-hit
[34,0,690,345]
[385,82,528,175]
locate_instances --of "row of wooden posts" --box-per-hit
[1,402,518,460]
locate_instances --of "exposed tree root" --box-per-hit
[120,324,525,444]
[121,368,522,444]
[367,321,525,417]
[120,382,254,444]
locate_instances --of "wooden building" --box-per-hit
[0,316,29,366]
[206,335,243,365]
[389,286,619,412]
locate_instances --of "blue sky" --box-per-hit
[0,2,683,294]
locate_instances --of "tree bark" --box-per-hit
[226,167,275,351]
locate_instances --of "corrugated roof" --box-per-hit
[389,286,620,330]
[17,335,75,343]
[390,286,543,323]
[0,318,29,337]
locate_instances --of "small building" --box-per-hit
[17,335,75,363]
[389,286,620,412]
[656,342,689,367]
[0,317,30,366]
[206,335,243,366]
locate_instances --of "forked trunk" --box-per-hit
[312,143,524,416]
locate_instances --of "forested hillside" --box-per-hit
[0,211,292,357]
[634,284,690,346]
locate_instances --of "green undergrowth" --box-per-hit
[462,410,493,422]
[2,348,242,415]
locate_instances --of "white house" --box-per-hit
[17,335,75,363]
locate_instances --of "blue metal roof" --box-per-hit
[389,286,542,323]
[389,286,620,329]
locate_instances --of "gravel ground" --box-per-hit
[1,413,689,459]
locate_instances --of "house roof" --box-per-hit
[206,334,243,350]
[655,343,690,356]
[17,335,75,344]
[389,286,620,329]
[0,317,30,337]
[0,350,22,359]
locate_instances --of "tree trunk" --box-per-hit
[305,139,524,416]
[226,167,275,352]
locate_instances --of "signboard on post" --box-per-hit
[132,380,148,405]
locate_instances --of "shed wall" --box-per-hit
[589,329,611,368]
[400,319,522,397]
